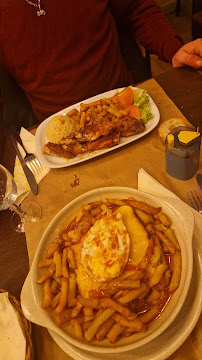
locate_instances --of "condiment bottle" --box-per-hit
[165,126,201,180]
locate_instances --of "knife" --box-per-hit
[196,173,202,192]
[10,134,38,195]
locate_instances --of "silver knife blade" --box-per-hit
[10,134,38,195]
[196,173,202,192]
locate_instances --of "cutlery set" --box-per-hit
[10,133,43,195]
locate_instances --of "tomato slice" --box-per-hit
[116,87,134,108]
[125,104,141,120]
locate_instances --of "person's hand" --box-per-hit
[172,38,202,69]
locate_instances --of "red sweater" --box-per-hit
[0,0,183,122]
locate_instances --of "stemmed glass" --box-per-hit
[0,164,41,233]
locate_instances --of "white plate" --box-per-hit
[35,87,160,168]
[20,187,194,354]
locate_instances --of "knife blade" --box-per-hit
[196,173,202,192]
[10,134,38,195]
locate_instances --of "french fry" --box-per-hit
[124,199,161,215]
[71,301,83,318]
[96,317,115,341]
[138,305,159,323]
[100,298,133,317]
[55,308,72,327]
[84,308,116,342]
[38,258,53,268]
[99,279,140,292]
[164,228,181,251]
[112,312,144,332]
[71,320,84,340]
[154,212,170,227]
[46,239,62,259]
[37,262,56,284]
[118,283,149,304]
[169,251,182,292]
[107,323,125,343]
[135,209,151,225]
[54,277,69,314]
[67,248,77,269]
[147,264,168,288]
[41,278,52,308]
[51,291,61,309]
[53,249,62,278]
[156,231,176,255]
[83,307,94,317]
[77,295,100,308]
[61,248,69,278]
[68,273,77,307]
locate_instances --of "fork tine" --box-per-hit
[186,188,202,213]
[35,158,43,173]
[27,161,38,176]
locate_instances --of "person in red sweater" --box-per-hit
[0,0,202,134]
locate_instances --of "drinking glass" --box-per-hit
[0,164,41,232]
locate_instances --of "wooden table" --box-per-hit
[0,67,201,360]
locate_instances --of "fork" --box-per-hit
[15,131,43,176]
[186,187,202,214]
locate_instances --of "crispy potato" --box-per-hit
[53,249,62,278]
[77,295,100,308]
[68,273,77,307]
[107,323,125,343]
[38,258,53,268]
[147,264,168,288]
[84,308,116,342]
[138,305,159,323]
[100,298,133,317]
[96,317,115,341]
[55,308,72,327]
[169,251,182,292]
[164,228,181,251]
[112,312,144,332]
[71,320,84,340]
[61,248,69,278]
[37,262,56,284]
[156,231,176,255]
[154,212,170,227]
[41,278,52,308]
[118,283,149,304]
[54,277,69,314]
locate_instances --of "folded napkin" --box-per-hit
[14,127,50,205]
[0,292,26,360]
[137,168,201,254]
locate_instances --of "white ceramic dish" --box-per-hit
[35,87,160,168]
[21,187,194,354]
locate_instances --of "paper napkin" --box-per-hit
[14,127,50,205]
[137,168,201,254]
[0,292,26,360]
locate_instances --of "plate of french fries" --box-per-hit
[35,87,160,168]
[21,187,194,353]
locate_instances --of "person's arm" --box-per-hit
[110,0,183,63]
[0,65,38,135]
[172,38,202,69]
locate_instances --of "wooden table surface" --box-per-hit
[0,67,201,360]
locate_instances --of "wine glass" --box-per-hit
[0,164,41,233]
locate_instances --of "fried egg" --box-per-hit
[81,213,130,282]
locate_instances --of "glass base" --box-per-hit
[11,202,42,233]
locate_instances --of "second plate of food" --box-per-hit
[35,87,160,168]
[20,187,194,353]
